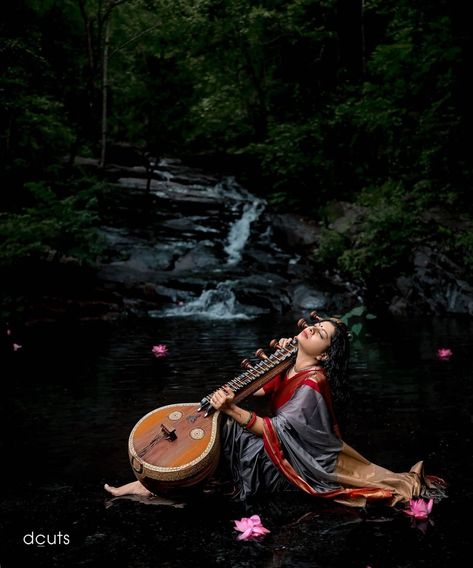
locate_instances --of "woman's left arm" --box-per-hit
[210,386,264,436]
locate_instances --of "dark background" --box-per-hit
[1,0,473,317]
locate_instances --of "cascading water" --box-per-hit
[153,281,254,320]
[147,175,273,319]
[224,199,265,265]
[93,156,356,321]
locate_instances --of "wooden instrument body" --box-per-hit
[128,335,301,493]
[128,402,222,494]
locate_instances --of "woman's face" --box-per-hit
[296,321,336,358]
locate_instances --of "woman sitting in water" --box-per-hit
[105,317,445,506]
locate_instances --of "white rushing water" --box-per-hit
[151,282,256,320]
[147,174,269,319]
[224,198,265,265]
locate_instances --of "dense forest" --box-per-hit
[1,0,472,317]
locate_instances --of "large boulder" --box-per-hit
[390,246,473,315]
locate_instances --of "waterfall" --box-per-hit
[151,282,255,320]
[224,199,265,265]
[145,175,271,319]
[90,155,357,323]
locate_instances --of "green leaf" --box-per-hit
[351,323,362,336]
[348,306,366,317]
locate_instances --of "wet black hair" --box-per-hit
[319,318,350,408]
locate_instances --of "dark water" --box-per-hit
[1,313,472,567]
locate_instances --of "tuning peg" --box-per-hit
[269,339,280,349]
[240,358,254,370]
[255,348,269,360]
[310,310,321,321]
[297,318,309,329]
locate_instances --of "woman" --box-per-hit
[105,318,444,507]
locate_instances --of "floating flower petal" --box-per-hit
[437,348,453,361]
[404,498,433,520]
[152,344,169,358]
[233,515,270,541]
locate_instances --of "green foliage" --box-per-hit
[313,228,346,267]
[0,181,104,268]
[331,6,467,206]
[312,181,432,283]
[338,305,377,338]
[338,199,422,282]
[3,0,471,207]
[245,117,336,205]
[456,230,473,274]
[1,54,75,178]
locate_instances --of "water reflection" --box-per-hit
[1,314,471,567]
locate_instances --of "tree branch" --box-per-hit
[101,0,129,25]
[109,23,161,57]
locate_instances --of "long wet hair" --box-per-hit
[319,318,351,409]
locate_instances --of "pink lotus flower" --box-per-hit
[403,498,433,520]
[233,515,270,541]
[437,348,453,360]
[152,344,168,358]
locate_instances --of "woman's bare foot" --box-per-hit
[104,481,153,497]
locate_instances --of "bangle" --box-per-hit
[241,411,254,427]
[241,411,257,429]
[246,412,257,429]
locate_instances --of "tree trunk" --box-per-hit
[77,0,97,87]
[361,0,366,75]
[100,18,110,168]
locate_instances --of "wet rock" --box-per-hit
[171,241,221,273]
[289,282,355,313]
[271,213,321,247]
[326,201,368,237]
[233,274,292,314]
[389,246,473,315]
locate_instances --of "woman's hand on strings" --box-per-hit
[277,337,294,348]
[210,385,235,411]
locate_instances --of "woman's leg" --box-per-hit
[104,480,153,497]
